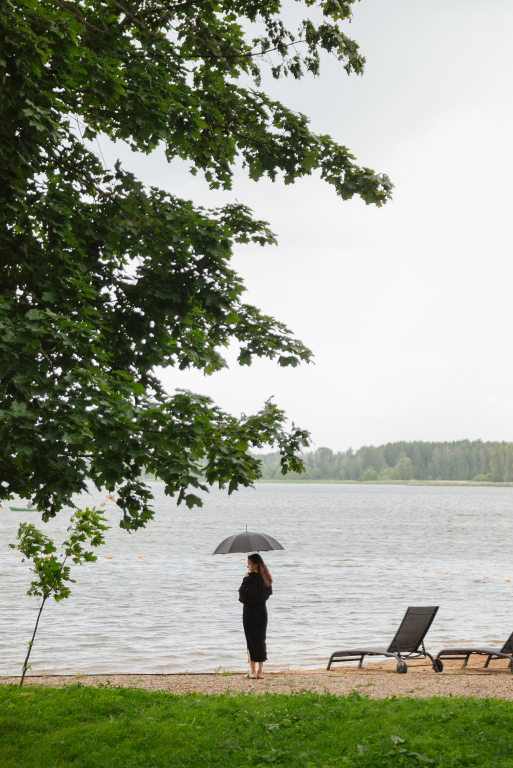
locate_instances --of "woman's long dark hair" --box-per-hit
[248,553,273,588]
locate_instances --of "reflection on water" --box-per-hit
[1,483,512,674]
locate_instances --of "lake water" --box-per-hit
[1,483,512,675]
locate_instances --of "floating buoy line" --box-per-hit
[9,554,511,582]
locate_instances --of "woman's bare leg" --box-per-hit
[247,650,258,678]
[257,662,264,678]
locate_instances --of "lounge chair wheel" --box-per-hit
[433,658,443,673]
[397,661,407,674]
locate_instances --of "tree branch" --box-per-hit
[38,344,54,370]
[55,0,106,33]
[118,0,146,30]
[201,38,306,60]
[106,0,158,37]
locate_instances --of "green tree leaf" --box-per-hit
[1,0,392,528]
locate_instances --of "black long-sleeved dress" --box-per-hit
[238,572,273,663]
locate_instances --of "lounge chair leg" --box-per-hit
[484,655,492,668]
[358,655,364,669]
[462,654,470,669]
[327,655,334,671]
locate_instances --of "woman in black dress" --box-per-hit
[238,553,273,679]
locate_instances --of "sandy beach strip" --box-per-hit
[3,658,513,699]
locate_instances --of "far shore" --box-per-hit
[141,478,513,487]
[255,479,513,487]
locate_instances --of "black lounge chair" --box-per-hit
[436,631,513,669]
[327,606,442,674]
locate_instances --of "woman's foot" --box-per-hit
[246,673,259,679]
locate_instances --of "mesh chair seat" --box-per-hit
[439,646,502,655]
[330,647,390,656]
[437,632,513,669]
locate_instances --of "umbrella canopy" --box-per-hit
[212,530,285,555]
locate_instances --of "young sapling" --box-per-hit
[10,506,109,687]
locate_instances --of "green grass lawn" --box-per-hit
[1,684,512,767]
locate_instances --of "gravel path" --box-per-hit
[3,659,513,699]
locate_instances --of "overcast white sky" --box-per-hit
[100,0,513,452]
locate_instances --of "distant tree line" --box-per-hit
[255,441,513,482]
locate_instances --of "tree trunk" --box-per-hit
[20,596,46,688]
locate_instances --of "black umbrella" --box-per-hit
[212,529,285,555]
